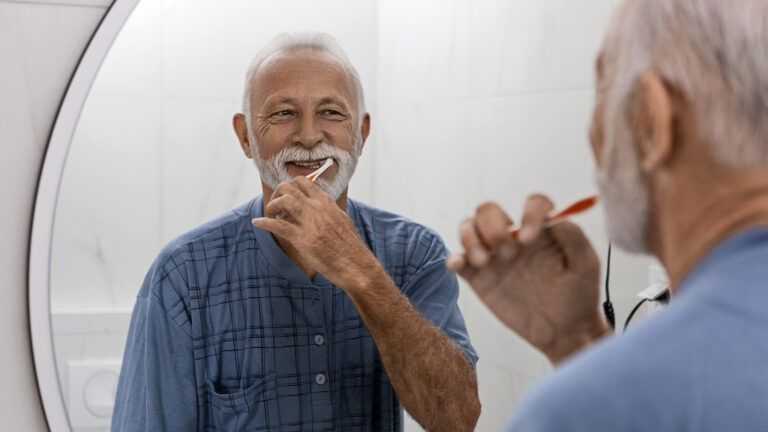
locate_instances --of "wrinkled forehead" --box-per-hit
[250,51,358,110]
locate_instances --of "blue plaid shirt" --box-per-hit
[112,196,477,431]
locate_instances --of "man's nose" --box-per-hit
[293,114,324,148]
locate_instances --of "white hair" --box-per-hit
[605,0,768,168]
[241,32,367,126]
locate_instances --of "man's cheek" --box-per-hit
[589,109,607,166]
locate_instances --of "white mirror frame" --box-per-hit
[29,0,140,429]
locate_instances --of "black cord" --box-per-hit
[602,242,616,328]
[623,298,649,331]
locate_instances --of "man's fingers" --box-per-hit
[251,216,297,239]
[446,253,467,273]
[446,253,479,281]
[272,181,308,201]
[548,221,600,273]
[518,194,555,245]
[265,195,303,220]
[292,175,324,199]
[474,202,518,260]
[459,218,490,267]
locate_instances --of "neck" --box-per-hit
[261,181,349,279]
[651,169,768,291]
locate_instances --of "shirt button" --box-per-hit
[314,334,325,346]
[315,373,327,385]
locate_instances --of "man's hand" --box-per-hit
[254,176,481,430]
[251,176,374,288]
[447,194,611,364]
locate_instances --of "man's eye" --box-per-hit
[273,110,293,117]
[321,109,344,117]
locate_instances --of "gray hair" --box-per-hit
[605,0,768,168]
[241,32,367,126]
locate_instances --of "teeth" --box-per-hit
[292,161,322,168]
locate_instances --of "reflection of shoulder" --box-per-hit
[349,198,447,267]
[141,200,255,300]
[509,303,702,432]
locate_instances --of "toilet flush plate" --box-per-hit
[68,359,121,429]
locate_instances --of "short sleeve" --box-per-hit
[400,233,478,366]
[111,268,197,431]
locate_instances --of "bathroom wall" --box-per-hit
[40,0,656,431]
[0,0,111,429]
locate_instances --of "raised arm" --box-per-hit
[252,177,480,431]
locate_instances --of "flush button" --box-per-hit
[315,373,327,385]
[314,334,325,346]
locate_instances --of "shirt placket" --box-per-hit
[305,283,333,428]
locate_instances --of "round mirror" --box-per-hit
[32,0,654,430]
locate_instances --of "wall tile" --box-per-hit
[159,98,260,240]
[52,96,163,310]
[88,0,164,98]
[377,0,616,101]
[161,0,378,104]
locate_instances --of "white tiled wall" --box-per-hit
[0,0,109,430]
[50,1,655,430]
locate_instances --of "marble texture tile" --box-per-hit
[377,0,616,101]
[0,2,106,149]
[88,0,164,99]
[370,98,476,249]
[1,0,112,6]
[162,0,378,103]
[51,95,163,311]
[159,98,259,241]
[475,362,542,431]
[0,2,108,429]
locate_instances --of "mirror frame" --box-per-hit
[28,0,140,429]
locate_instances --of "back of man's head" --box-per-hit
[606,0,768,168]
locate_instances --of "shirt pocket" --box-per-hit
[206,373,277,431]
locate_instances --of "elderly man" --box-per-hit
[449,0,768,430]
[112,32,480,431]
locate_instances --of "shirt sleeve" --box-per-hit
[111,283,197,431]
[400,232,479,366]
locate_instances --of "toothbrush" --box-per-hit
[306,158,334,182]
[509,195,598,238]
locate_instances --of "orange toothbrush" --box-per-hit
[509,195,598,238]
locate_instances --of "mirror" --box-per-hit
[37,0,655,430]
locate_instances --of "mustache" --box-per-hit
[270,143,351,164]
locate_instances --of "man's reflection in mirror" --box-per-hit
[111,32,480,432]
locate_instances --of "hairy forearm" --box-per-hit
[339,263,480,431]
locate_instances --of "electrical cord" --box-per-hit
[624,289,670,331]
[623,298,649,331]
[602,242,616,328]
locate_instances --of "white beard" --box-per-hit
[249,132,360,200]
[596,110,651,254]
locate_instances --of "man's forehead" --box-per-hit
[251,52,355,102]
[256,51,348,86]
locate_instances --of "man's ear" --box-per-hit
[358,113,371,155]
[632,72,675,172]
[233,113,253,159]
